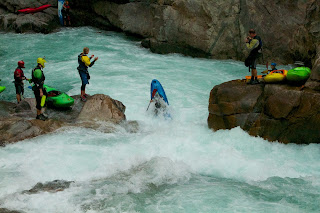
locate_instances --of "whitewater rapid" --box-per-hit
[0,27,319,213]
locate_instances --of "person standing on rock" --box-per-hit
[14,60,29,104]
[62,1,71,26]
[77,47,98,102]
[245,29,262,85]
[30,58,48,121]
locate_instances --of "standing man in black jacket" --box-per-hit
[245,29,262,85]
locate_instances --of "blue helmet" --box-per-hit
[271,62,277,66]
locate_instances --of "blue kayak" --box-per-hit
[150,79,169,105]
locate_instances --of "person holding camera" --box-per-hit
[245,29,263,85]
[77,47,98,102]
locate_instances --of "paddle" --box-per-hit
[146,101,151,111]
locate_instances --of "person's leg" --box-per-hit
[15,84,22,103]
[16,94,21,103]
[81,84,86,101]
[35,90,42,118]
[253,68,257,78]
[79,71,88,101]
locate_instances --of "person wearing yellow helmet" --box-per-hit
[37,57,46,68]
[30,57,48,121]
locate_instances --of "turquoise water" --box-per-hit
[0,27,319,213]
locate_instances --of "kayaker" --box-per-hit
[77,47,98,102]
[13,60,29,104]
[62,1,71,26]
[150,90,166,116]
[30,58,48,121]
[245,29,263,85]
[262,62,278,75]
[270,62,277,71]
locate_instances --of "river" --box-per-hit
[0,27,319,213]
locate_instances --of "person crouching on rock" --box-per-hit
[14,60,29,104]
[77,47,98,102]
[30,58,48,121]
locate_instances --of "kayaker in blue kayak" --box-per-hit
[13,60,29,104]
[30,58,48,121]
[77,47,98,102]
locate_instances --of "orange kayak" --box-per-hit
[245,75,263,81]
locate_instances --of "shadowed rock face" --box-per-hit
[0,0,58,33]
[0,0,113,33]
[0,94,129,146]
[208,81,320,144]
[1,0,319,65]
[92,0,319,64]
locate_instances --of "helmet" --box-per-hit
[271,62,277,66]
[18,60,25,68]
[37,58,47,68]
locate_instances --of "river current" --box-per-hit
[0,27,319,213]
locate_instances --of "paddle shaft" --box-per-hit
[146,101,151,111]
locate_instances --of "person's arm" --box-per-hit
[21,71,28,80]
[89,57,98,67]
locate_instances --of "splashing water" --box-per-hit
[0,28,319,213]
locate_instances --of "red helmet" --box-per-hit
[18,60,25,68]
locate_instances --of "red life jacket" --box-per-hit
[14,67,25,82]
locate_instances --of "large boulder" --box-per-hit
[77,94,126,123]
[208,81,320,144]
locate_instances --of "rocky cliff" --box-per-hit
[1,0,319,65]
[91,0,319,65]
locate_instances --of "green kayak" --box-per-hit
[0,86,5,93]
[44,85,74,108]
[286,67,311,82]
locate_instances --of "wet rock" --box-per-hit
[208,81,320,144]
[77,94,126,124]
[0,116,64,146]
[0,208,23,213]
[0,0,59,33]
[0,94,128,145]
[23,180,74,194]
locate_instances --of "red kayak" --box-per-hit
[18,4,51,14]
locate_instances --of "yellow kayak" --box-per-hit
[264,70,288,83]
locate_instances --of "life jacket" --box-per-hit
[77,53,95,73]
[32,66,45,89]
[77,53,88,72]
[251,35,262,55]
[14,67,24,82]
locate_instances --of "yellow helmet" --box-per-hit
[37,58,47,68]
